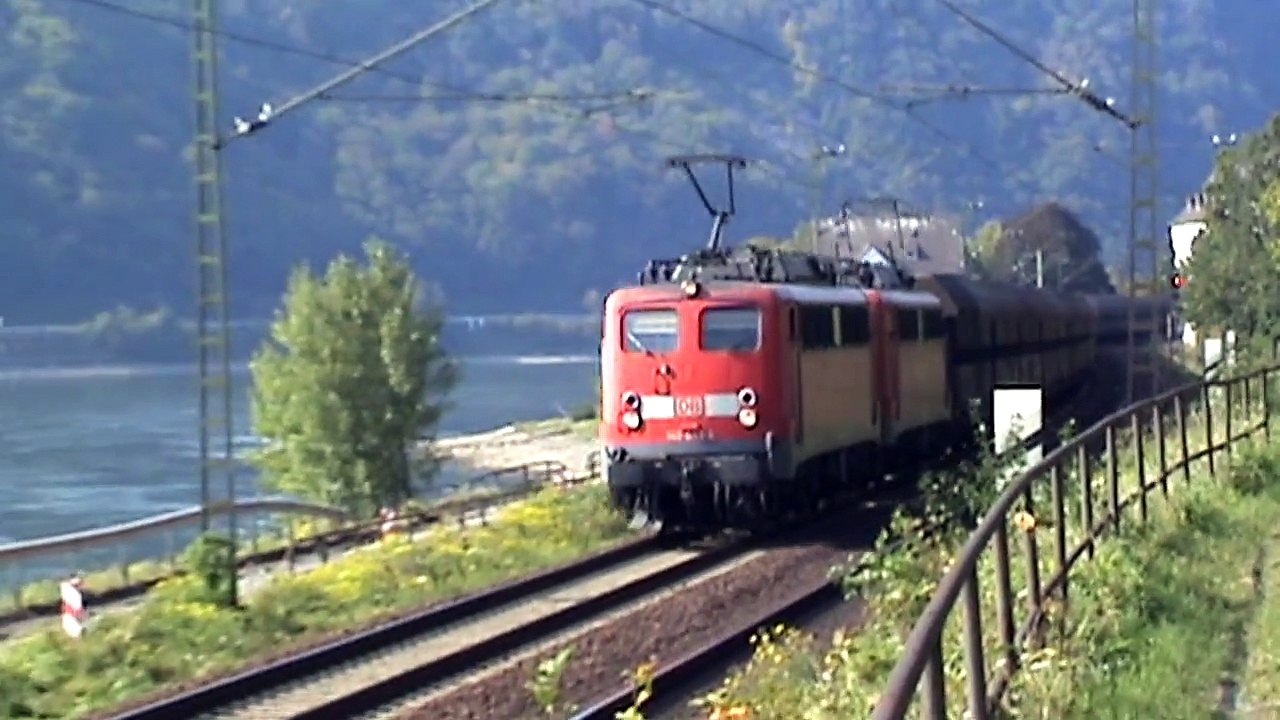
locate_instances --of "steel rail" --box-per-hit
[281,538,751,720]
[96,531,670,720]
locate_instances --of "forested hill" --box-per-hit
[1,0,1274,323]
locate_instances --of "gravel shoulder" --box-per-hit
[430,417,599,478]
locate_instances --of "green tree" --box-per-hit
[249,238,457,516]
[964,221,1004,280]
[1181,114,1280,343]
[966,204,1115,293]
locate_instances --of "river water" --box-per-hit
[0,351,597,584]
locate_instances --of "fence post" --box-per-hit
[1245,374,1253,417]
[922,637,947,720]
[994,519,1017,673]
[1175,392,1191,485]
[1204,382,1217,477]
[1259,368,1269,438]
[116,544,130,586]
[1077,444,1093,559]
[1106,424,1120,533]
[1154,400,1168,496]
[1051,464,1068,601]
[962,568,990,720]
[1131,412,1148,523]
[1265,368,1273,440]
[1021,486,1043,623]
[1225,380,1234,462]
[286,519,297,572]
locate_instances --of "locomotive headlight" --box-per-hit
[737,407,758,429]
[737,386,757,407]
[622,391,641,410]
[621,410,643,430]
[681,280,700,298]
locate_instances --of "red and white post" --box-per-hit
[379,507,404,540]
[60,575,85,638]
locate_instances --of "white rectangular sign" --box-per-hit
[1204,337,1223,372]
[994,386,1043,488]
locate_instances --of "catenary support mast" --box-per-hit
[192,0,237,576]
[1126,0,1162,401]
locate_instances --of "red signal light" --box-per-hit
[1170,273,1186,289]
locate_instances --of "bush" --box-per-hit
[0,485,632,719]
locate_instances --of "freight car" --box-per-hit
[598,155,1169,528]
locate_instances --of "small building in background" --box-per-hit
[1168,193,1209,347]
[1169,193,1208,270]
[812,206,965,276]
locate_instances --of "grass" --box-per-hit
[643,385,1274,720]
[0,484,633,719]
[1007,442,1280,718]
[1237,458,1280,718]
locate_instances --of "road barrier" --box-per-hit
[869,364,1276,720]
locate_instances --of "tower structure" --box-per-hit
[192,0,237,550]
[1126,0,1162,401]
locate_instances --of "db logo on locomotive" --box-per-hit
[675,396,704,417]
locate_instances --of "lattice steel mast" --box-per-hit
[1126,0,1162,402]
[193,0,236,552]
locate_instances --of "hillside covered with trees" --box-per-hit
[0,0,1273,323]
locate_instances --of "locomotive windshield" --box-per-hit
[623,309,678,353]
[700,306,760,351]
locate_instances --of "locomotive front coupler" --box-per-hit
[678,461,699,503]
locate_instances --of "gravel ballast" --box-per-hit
[394,539,857,720]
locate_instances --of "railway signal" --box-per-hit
[1169,273,1186,290]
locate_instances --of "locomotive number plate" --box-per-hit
[675,396,705,417]
[669,427,712,441]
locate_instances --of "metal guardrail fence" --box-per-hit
[869,364,1276,720]
[0,458,600,617]
[0,499,348,566]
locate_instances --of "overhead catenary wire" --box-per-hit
[318,88,663,105]
[878,83,1073,109]
[217,0,511,147]
[621,0,1005,174]
[929,0,1139,128]
[56,0,997,180]
[49,0,644,113]
[55,0,781,190]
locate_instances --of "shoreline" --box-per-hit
[427,416,600,481]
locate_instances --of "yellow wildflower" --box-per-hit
[1012,510,1037,533]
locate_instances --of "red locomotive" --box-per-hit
[599,155,1166,528]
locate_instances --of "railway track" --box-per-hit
[94,529,767,720]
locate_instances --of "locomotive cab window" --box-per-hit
[898,309,921,341]
[622,308,678,353]
[800,304,836,349]
[701,306,761,351]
